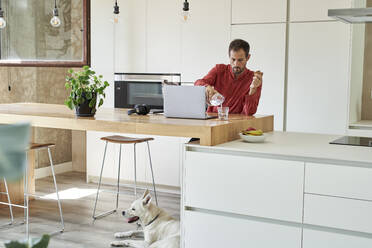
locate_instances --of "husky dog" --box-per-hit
[111,189,180,248]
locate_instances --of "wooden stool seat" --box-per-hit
[100,135,154,144]
[29,143,55,150]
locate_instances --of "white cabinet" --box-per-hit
[181,0,231,82]
[305,162,372,201]
[287,22,351,134]
[184,151,304,222]
[232,0,287,24]
[304,194,372,233]
[303,228,372,248]
[147,0,181,73]
[184,210,302,248]
[290,0,352,22]
[87,131,186,187]
[231,24,286,130]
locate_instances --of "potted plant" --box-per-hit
[4,234,50,248]
[64,66,109,117]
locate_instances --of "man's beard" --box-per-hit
[233,66,243,75]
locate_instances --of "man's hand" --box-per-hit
[205,85,220,105]
[249,71,263,96]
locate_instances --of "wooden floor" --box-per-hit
[0,172,180,248]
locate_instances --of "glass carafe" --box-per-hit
[210,92,225,107]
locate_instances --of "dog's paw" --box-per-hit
[114,231,133,238]
[110,241,129,247]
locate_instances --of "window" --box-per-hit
[0,0,90,66]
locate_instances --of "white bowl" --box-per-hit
[239,133,266,143]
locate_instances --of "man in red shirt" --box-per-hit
[195,39,263,116]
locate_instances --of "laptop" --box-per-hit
[163,85,217,119]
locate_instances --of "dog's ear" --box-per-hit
[142,193,152,206]
[142,189,150,199]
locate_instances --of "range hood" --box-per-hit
[328,8,372,23]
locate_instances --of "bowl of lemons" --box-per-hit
[239,127,266,143]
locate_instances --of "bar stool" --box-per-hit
[0,143,64,239]
[92,135,158,220]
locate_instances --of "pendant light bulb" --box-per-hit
[50,16,61,27]
[182,0,190,22]
[50,0,61,27]
[0,8,6,29]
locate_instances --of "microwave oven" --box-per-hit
[114,73,181,109]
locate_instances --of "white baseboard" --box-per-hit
[35,162,73,179]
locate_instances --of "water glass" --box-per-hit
[217,107,229,120]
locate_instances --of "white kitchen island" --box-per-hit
[182,132,372,248]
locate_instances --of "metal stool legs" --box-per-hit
[47,147,65,233]
[24,154,30,240]
[0,145,63,238]
[24,147,64,238]
[133,144,137,198]
[92,141,110,220]
[116,144,122,210]
[146,141,158,206]
[1,178,14,226]
[92,140,158,221]
[93,142,123,220]
[133,142,158,205]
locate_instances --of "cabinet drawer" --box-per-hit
[184,151,304,222]
[304,194,372,234]
[184,210,301,248]
[305,162,372,201]
[303,228,372,248]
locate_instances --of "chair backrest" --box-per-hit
[0,123,30,181]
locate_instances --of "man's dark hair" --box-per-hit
[229,39,250,58]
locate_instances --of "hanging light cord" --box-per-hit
[54,0,57,9]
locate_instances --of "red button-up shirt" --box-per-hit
[194,64,262,115]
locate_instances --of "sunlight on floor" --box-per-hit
[40,187,97,200]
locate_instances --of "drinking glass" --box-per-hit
[217,107,229,120]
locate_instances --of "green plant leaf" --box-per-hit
[4,234,50,248]
[65,99,73,110]
[89,98,96,108]
[98,98,104,107]
[4,240,28,248]
[86,92,92,99]
[30,234,50,248]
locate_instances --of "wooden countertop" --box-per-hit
[0,103,273,146]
